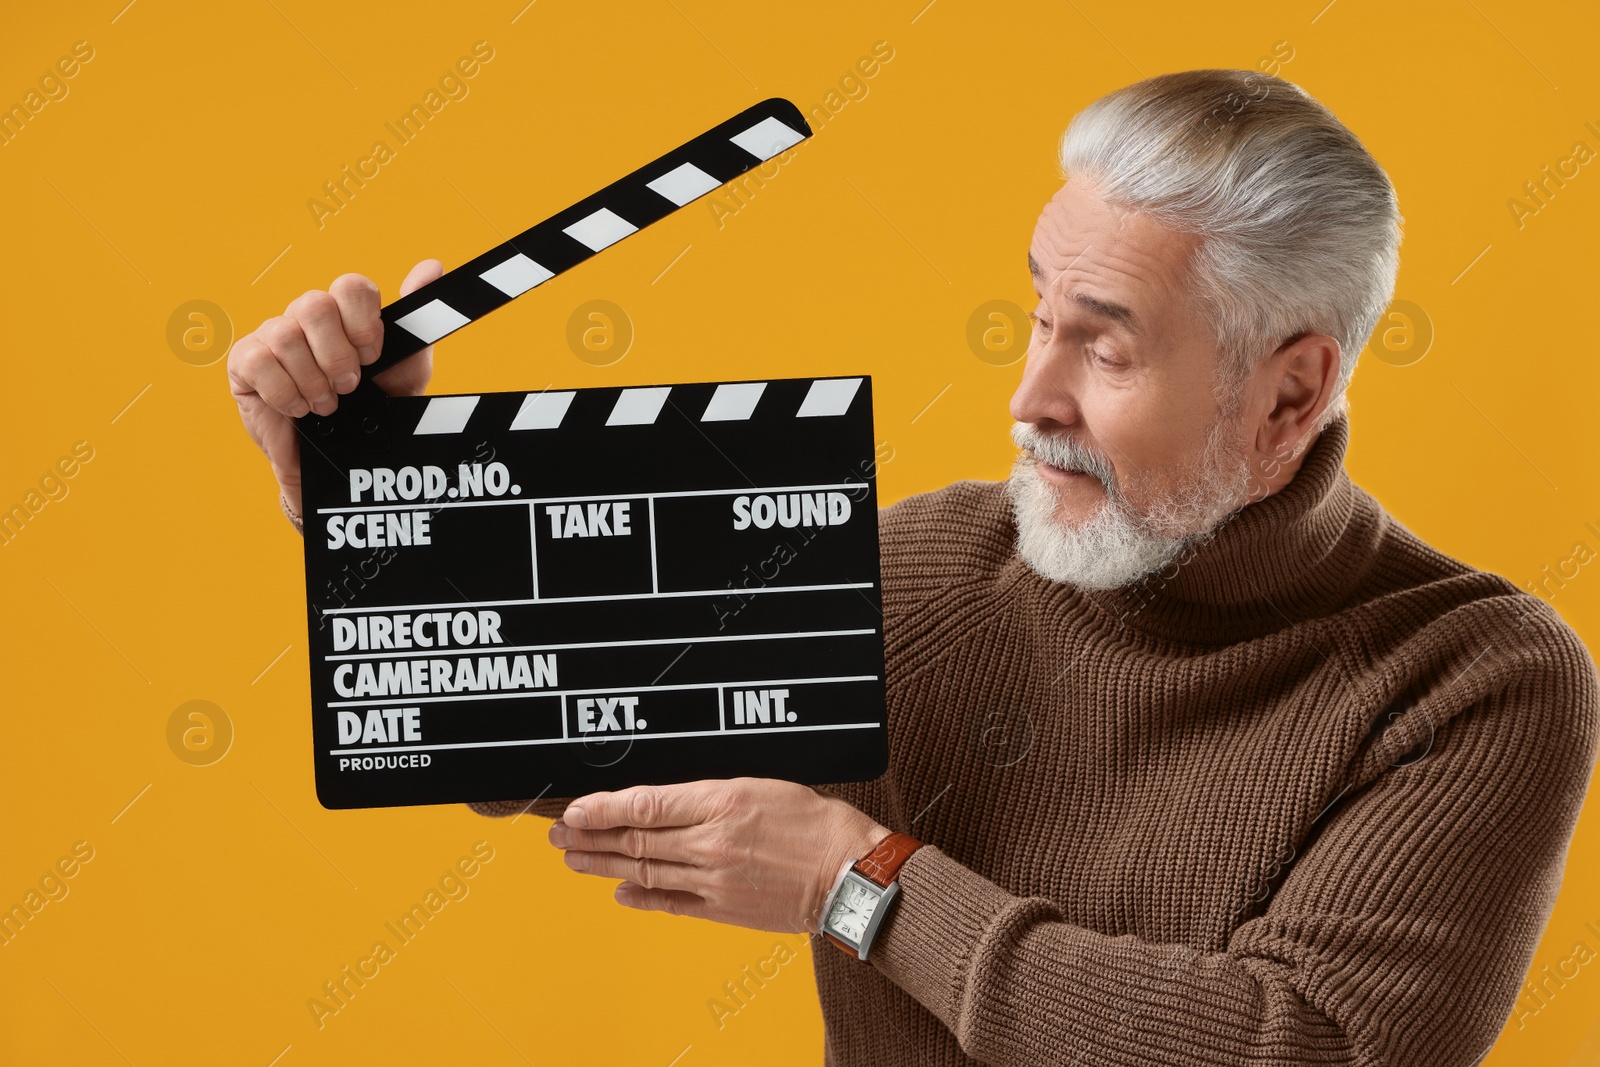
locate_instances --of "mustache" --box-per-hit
[1010,422,1116,490]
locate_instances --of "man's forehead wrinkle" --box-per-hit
[1029,245,1079,282]
[1032,243,1154,339]
[1030,246,1081,302]
[1035,187,1186,290]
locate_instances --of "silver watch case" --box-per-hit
[820,857,901,961]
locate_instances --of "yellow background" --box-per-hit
[3,1,1598,1063]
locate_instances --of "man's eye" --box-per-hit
[1028,312,1050,332]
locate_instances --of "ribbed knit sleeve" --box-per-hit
[465,796,574,820]
[863,645,1599,1066]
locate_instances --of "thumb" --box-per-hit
[369,259,444,398]
[400,258,444,298]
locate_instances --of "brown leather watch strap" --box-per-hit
[853,831,922,888]
[822,830,924,958]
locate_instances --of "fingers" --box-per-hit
[228,333,311,417]
[560,848,701,894]
[256,311,337,417]
[611,882,707,916]
[549,820,708,865]
[400,257,444,297]
[231,262,440,420]
[329,273,383,372]
[563,781,725,831]
[367,260,443,397]
[287,287,363,401]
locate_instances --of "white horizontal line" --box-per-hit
[329,718,880,756]
[315,481,865,514]
[319,581,875,615]
[325,673,879,708]
[326,627,877,661]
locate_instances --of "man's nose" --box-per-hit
[1009,346,1080,429]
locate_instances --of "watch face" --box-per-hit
[826,875,882,943]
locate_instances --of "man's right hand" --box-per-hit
[227,258,445,519]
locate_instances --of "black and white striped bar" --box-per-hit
[400,375,862,437]
[364,98,810,378]
[300,375,886,809]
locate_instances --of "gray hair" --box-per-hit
[1057,69,1403,443]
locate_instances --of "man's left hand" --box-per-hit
[546,777,891,934]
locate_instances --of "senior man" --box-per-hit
[233,70,1598,1066]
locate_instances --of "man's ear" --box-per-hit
[1254,331,1341,460]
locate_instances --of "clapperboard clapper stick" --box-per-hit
[294,98,889,809]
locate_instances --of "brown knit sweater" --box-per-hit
[463,411,1598,1065]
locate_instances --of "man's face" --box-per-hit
[1006,178,1255,589]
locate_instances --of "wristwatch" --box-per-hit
[820,830,923,961]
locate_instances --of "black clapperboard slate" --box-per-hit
[295,99,888,809]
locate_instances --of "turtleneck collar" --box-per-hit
[1060,412,1384,645]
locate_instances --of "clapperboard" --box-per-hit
[296,99,888,809]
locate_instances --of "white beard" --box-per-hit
[1005,413,1254,590]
